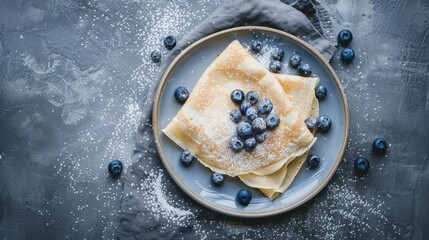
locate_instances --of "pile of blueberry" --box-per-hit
[228,89,280,152]
[338,29,355,64]
[150,35,177,63]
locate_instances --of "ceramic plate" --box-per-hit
[153,26,349,217]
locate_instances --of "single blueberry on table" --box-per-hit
[252,117,266,134]
[372,137,387,155]
[304,118,317,131]
[338,29,353,46]
[180,150,195,167]
[255,132,267,143]
[265,113,280,129]
[269,60,282,73]
[307,154,320,169]
[341,48,355,64]
[229,109,242,123]
[236,189,252,206]
[230,89,245,103]
[298,64,312,77]
[236,121,253,139]
[246,107,258,121]
[315,85,327,100]
[246,91,259,105]
[354,157,370,175]
[244,137,257,151]
[289,54,302,68]
[150,50,161,63]
[239,101,251,115]
[211,172,224,186]
[271,49,285,61]
[229,136,244,152]
[316,115,331,133]
[257,98,273,115]
[164,35,177,50]
[108,160,123,176]
[251,40,263,53]
[174,86,189,103]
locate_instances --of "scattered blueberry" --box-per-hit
[180,150,195,167]
[354,157,370,175]
[316,115,331,133]
[265,113,280,129]
[239,101,251,115]
[269,61,282,73]
[211,172,224,186]
[337,29,353,46]
[315,85,327,100]
[307,154,320,169]
[236,121,253,139]
[289,54,302,68]
[251,40,263,53]
[164,35,177,50]
[246,91,259,105]
[246,107,258,121]
[230,89,245,103]
[255,132,267,143]
[244,137,257,150]
[304,118,317,131]
[229,109,242,123]
[298,64,312,77]
[229,136,244,152]
[271,49,285,61]
[341,48,355,64]
[372,137,387,155]
[150,50,161,63]
[257,98,273,115]
[108,160,123,176]
[252,117,266,134]
[236,189,252,206]
[174,86,189,103]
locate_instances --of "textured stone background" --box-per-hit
[0,0,428,239]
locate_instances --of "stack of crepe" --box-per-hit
[163,41,319,200]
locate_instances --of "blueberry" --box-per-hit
[236,189,252,206]
[229,109,242,123]
[271,49,285,61]
[372,137,387,155]
[230,89,245,103]
[174,86,189,103]
[269,60,282,73]
[337,29,353,46]
[252,117,266,134]
[164,35,177,50]
[211,172,224,186]
[289,54,302,68]
[265,113,280,129]
[251,40,263,53]
[307,154,320,169]
[304,118,317,131]
[341,48,355,64]
[354,157,370,175]
[229,136,244,152]
[298,64,312,77]
[239,102,251,115]
[244,137,257,150]
[316,115,331,133]
[150,50,161,63]
[108,160,123,176]
[246,107,258,121]
[315,85,327,100]
[246,91,259,105]
[180,150,195,167]
[236,121,253,139]
[255,132,267,143]
[257,98,273,115]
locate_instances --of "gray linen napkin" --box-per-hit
[118,0,336,239]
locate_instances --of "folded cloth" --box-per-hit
[118,0,336,239]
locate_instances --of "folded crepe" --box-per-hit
[163,41,316,179]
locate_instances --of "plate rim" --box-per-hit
[152,26,349,218]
